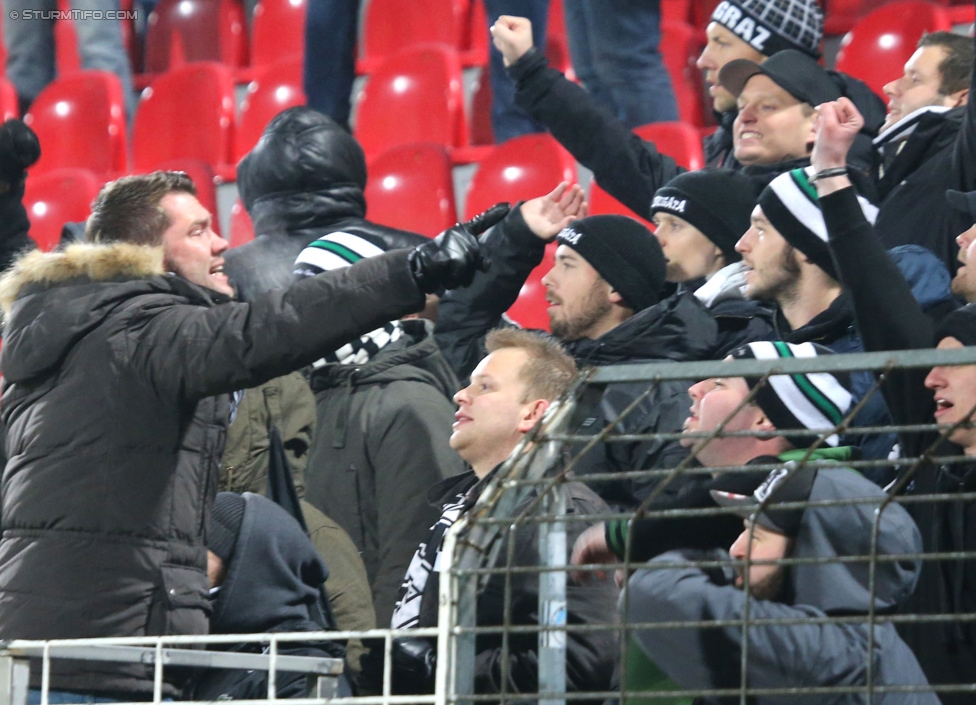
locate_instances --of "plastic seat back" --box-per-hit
[24,168,102,252]
[589,122,704,222]
[358,0,463,74]
[0,78,19,121]
[143,0,248,74]
[251,0,306,71]
[660,21,707,127]
[354,44,468,161]
[365,143,457,237]
[835,1,952,100]
[235,57,305,162]
[463,133,576,220]
[133,63,236,173]
[25,71,128,178]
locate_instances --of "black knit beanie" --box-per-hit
[710,0,823,59]
[556,215,666,312]
[208,492,246,563]
[650,168,758,263]
[936,304,976,347]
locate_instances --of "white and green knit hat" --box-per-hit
[731,341,854,448]
[758,168,877,280]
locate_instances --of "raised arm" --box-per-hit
[491,16,686,219]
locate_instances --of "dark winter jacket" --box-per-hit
[226,106,428,302]
[628,466,936,704]
[305,319,465,628]
[771,292,896,470]
[507,48,884,222]
[435,208,723,509]
[219,375,375,672]
[187,493,345,700]
[869,32,976,276]
[690,260,777,358]
[0,241,424,696]
[392,468,618,697]
[823,185,976,703]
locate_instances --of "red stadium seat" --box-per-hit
[141,0,248,77]
[545,0,575,80]
[824,0,895,37]
[23,168,102,252]
[835,1,952,100]
[365,143,457,237]
[133,63,236,178]
[588,122,704,222]
[661,0,692,23]
[505,241,556,331]
[25,71,128,179]
[235,57,305,162]
[354,44,468,162]
[0,78,19,121]
[660,21,707,127]
[229,199,254,247]
[250,0,306,72]
[357,0,465,74]
[463,133,576,220]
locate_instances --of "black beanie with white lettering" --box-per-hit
[710,0,823,59]
[650,168,759,264]
[556,215,666,313]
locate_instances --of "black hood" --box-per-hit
[210,493,328,634]
[569,291,719,366]
[236,106,368,235]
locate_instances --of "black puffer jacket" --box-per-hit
[435,208,721,509]
[227,106,428,302]
[0,241,424,696]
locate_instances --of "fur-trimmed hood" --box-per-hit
[0,242,164,316]
[0,242,193,385]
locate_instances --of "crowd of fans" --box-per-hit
[0,0,975,703]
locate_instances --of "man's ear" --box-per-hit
[607,286,624,305]
[946,86,969,109]
[517,398,550,433]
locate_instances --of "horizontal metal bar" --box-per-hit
[3,645,343,675]
[585,346,976,385]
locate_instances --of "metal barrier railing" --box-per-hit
[6,348,976,705]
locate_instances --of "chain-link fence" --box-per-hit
[5,348,976,704]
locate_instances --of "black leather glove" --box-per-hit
[0,119,41,195]
[408,203,511,294]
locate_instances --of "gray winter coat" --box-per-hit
[304,319,465,627]
[627,467,937,704]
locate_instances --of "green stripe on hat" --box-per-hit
[773,342,844,426]
[308,239,363,264]
[789,168,819,205]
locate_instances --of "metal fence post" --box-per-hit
[538,484,568,705]
[0,653,29,705]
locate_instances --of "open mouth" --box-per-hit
[934,398,954,418]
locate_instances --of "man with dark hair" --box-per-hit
[733,167,897,465]
[0,170,486,700]
[437,191,721,507]
[377,329,617,698]
[871,30,976,272]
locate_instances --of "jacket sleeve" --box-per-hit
[821,187,934,437]
[434,207,547,382]
[131,249,425,402]
[368,388,467,628]
[627,552,876,695]
[950,29,976,193]
[508,49,686,219]
[473,509,618,695]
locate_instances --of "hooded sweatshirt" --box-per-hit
[188,493,345,700]
[626,467,937,704]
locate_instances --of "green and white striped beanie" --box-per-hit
[731,340,853,448]
[758,168,877,280]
